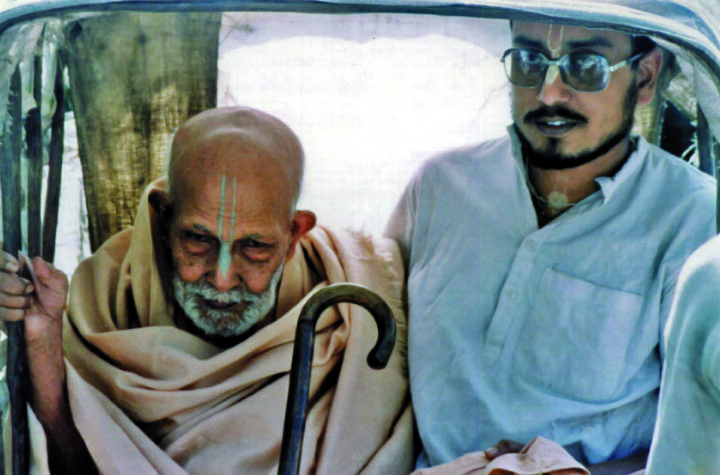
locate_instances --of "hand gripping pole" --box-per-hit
[278,283,397,475]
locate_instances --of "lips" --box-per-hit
[204,299,242,311]
[524,106,588,137]
[533,117,580,136]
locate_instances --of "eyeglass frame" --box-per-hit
[500,48,648,93]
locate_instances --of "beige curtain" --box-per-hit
[64,12,221,250]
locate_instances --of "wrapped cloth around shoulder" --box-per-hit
[25,178,415,474]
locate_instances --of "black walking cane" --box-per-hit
[278,283,397,475]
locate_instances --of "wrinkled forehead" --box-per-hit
[511,21,633,56]
[173,131,289,190]
[173,119,287,161]
[172,152,294,225]
[176,128,272,164]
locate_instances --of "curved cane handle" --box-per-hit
[278,283,397,475]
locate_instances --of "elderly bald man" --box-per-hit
[0,107,414,473]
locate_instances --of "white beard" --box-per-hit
[172,264,284,337]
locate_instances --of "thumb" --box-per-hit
[32,257,67,289]
[30,257,68,315]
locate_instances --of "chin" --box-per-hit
[191,311,238,336]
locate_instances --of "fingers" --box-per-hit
[0,253,34,300]
[485,439,525,460]
[0,273,33,295]
[0,256,34,322]
[1,308,27,323]
[0,253,68,328]
[484,445,500,460]
[0,251,20,273]
[0,291,33,311]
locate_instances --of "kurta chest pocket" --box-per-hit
[513,267,644,403]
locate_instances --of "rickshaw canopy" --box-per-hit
[1,0,719,140]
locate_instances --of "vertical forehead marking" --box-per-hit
[217,174,237,280]
[229,177,237,240]
[543,24,564,87]
[547,24,564,58]
[217,174,226,239]
[544,64,561,87]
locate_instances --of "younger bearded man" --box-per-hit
[386,21,716,473]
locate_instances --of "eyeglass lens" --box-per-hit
[504,50,611,92]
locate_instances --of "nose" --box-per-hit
[538,65,571,105]
[207,260,242,292]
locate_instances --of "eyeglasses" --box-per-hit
[501,48,646,92]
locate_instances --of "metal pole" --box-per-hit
[278,283,396,475]
[42,55,65,263]
[697,106,719,233]
[26,49,43,258]
[1,65,30,475]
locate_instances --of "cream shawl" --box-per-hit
[55,180,414,474]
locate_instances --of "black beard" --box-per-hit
[516,85,638,170]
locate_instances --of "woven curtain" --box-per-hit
[64,12,221,251]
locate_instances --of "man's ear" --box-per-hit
[286,210,317,260]
[636,48,663,106]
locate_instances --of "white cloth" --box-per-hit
[385,128,716,468]
[646,235,720,474]
[411,436,588,475]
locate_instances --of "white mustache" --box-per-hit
[181,280,260,305]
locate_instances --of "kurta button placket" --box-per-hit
[484,231,543,360]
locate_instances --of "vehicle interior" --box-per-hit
[1,0,719,472]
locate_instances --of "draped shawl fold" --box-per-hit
[58,179,414,474]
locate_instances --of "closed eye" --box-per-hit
[242,238,270,249]
[180,231,216,254]
[241,238,275,261]
[187,232,214,243]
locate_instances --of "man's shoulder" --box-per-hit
[684,234,720,275]
[642,140,716,193]
[301,225,406,320]
[629,140,716,229]
[305,226,402,266]
[73,228,134,279]
[666,234,720,333]
[415,134,514,183]
[425,134,512,166]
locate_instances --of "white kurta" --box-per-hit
[385,128,716,467]
[647,234,720,474]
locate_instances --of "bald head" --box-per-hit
[167,107,305,208]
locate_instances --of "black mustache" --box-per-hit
[524,106,588,124]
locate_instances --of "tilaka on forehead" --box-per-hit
[217,174,237,279]
[543,24,565,87]
[547,24,564,57]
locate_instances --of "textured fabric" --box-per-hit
[52,178,413,474]
[646,235,720,475]
[412,437,588,475]
[385,128,716,468]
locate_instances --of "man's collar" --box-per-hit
[508,126,647,204]
[594,135,646,202]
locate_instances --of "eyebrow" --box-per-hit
[513,35,615,53]
[191,224,213,234]
[567,37,614,50]
[189,225,269,243]
[241,233,266,241]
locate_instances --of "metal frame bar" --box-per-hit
[1,65,30,475]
